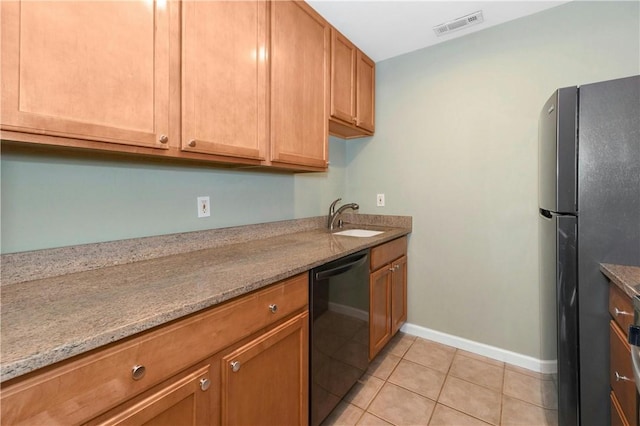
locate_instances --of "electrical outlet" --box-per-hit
[197,196,210,218]
[377,193,385,207]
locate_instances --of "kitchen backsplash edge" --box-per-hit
[1,214,412,286]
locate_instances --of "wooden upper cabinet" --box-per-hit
[329,27,375,139]
[181,1,268,161]
[356,51,375,133]
[270,1,329,170]
[0,1,170,150]
[330,29,357,125]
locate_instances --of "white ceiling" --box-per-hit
[307,0,571,62]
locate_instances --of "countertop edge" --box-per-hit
[601,263,640,299]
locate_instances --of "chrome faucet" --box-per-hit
[328,198,359,230]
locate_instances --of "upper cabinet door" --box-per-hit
[328,28,375,139]
[0,1,170,149]
[270,1,329,170]
[181,1,268,161]
[356,50,375,133]
[330,28,357,125]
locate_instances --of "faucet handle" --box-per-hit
[329,198,342,214]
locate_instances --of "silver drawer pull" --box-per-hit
[132,364,146,381]
[200,378,211,391]
[269,304,278,313]
[614,307,633,317]
[230,361,241,372]
[615,371,633,382]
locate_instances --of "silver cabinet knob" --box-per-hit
[132,364,146,380]
[188,139,196,147]
[159,134,168,144]
[614,307,633,317]
[199,378,211,391]
[269,304,278,314]
[615,371,633,382]
[230,361,241,372]
[388,267,395,272]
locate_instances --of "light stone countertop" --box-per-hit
[601,263,640,298]
[1,216,411,382]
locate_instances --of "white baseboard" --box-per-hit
[401,322,557,374]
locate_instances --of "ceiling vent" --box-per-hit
[433,11,484,37]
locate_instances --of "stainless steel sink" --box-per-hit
[332,229,383,237]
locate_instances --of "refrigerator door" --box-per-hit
[576,74,640,426]
[539,210,578,426]
[538,87,578,214]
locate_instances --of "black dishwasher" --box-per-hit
[309,249,370,426]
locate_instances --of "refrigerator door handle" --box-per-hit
[540,208,552,218]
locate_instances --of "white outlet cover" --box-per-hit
[377,193,385,207]
[197,196,210,218]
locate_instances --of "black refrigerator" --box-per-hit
[538,75,640,426]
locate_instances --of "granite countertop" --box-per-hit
[0,215,411,383]
[601,263,640,298]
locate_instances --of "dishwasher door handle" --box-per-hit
[315,253,368,281]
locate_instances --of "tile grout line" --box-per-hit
[380,337,417,426]
[499,358,507,426]
[431,348,501,426]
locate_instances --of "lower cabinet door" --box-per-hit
[610,320,637,426]
[369,267,392,360]
[220,312,309,426]
[611,391,631,426]
[88,364,212,426]
[391,255,408,335]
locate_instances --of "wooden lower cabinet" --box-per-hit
[608,282,638,426]
[390,255,408,335]
[369,237,408,360]
[0,274,309,425]
[218,312,309,425]
[369,266,392,359]
[612,391,631,426]
[87,363,212,425]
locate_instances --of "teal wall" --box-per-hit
[1,137,350,253]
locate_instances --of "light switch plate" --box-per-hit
[377,194,385,207]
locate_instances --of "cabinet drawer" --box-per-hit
[610,284,634,334]
[370,237,407,271]
[1,273,308,425]
[610,320,637,426]
[611,391,631,426]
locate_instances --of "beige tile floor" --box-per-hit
[322,333,558,426]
